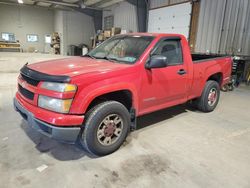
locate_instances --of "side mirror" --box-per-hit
[145,55,168,69]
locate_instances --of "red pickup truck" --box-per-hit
[14,33,232,156]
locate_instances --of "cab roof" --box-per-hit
[119,32,186,38]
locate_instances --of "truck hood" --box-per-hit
[28,57,132,77]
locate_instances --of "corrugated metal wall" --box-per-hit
[149,0,250,56]
[103,1,138,32]
[150,0,188,9]
[195,0,250,56]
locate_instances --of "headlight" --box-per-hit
[40,82,77,92]
[38,95,72,113]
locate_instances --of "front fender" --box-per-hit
[70,81,138,114]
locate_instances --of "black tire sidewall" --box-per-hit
[199,81,220,112]
[81,101,130,156]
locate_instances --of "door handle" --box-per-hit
[177,69,186,75]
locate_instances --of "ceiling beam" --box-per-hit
[34,0,79,7]
[0,0,103,31]
[0,0,59,10]
[97,0,123,8]
[84,0,102,6]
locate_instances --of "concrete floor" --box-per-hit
[0,52,250,188]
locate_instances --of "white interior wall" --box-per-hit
[54,10,95,55]
[64,11,95,52]
[0,5,94,55]
[0,4,54,53]
[103,1,138,32]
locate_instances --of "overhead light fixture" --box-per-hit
[18,0,23,4]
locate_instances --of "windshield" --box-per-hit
[88,35,154,64]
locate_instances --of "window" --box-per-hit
[104,16,114,30]
[27,34,38,42]
[89,35,154,64]
[153,39,183,65]
[45,35,51,44]
[1,32,15,42]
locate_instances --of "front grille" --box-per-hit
[18,84,34,100]
[21,74,40,86]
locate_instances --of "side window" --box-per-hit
[153,39,183,65]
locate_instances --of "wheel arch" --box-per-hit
[206,72,223,86]
[86,89,134,113]
[73,84,138,115]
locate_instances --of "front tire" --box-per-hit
[79,101,130,156]
[196,80,220,112]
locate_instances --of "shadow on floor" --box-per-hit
[20,103,195,161]
[136,104,192,130]
[20,121,95,161]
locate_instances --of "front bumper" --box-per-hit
[14,97,81,143]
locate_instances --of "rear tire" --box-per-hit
[196,80,220,112]
[79,101,130,156]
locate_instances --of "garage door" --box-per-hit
[148,2,192,39]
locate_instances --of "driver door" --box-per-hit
[139,37,189,113]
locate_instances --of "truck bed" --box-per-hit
[192,54,227,62]
[189,55,232,100]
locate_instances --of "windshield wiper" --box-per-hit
[82,54,96,59]
[96,56,118,63]
[82,54,117,63]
